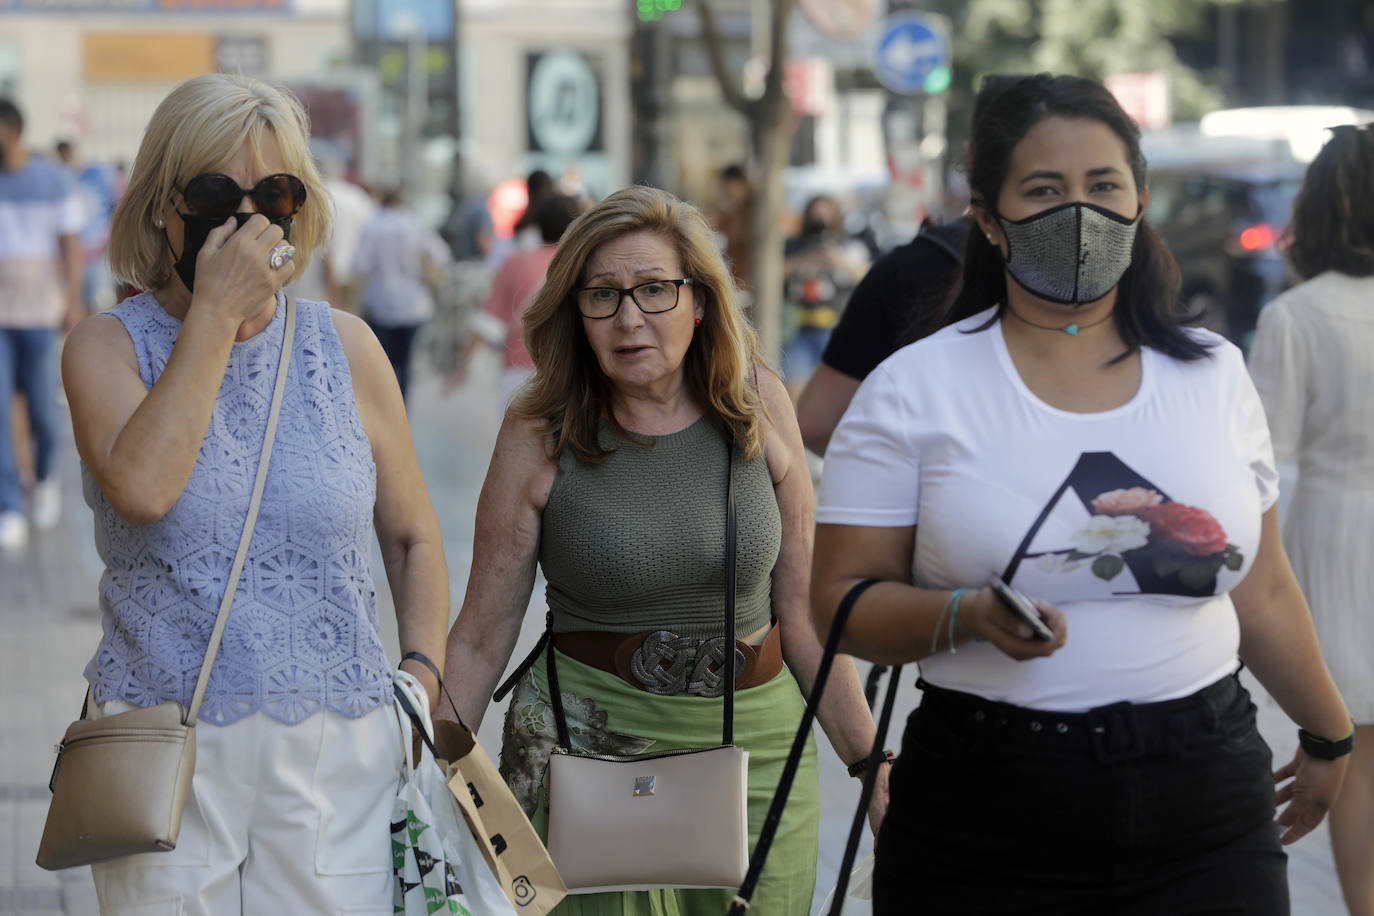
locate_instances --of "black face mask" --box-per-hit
[166,211,294,292]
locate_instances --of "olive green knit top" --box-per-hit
[539,416,781,639]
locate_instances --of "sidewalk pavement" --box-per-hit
[0,353,1348,915]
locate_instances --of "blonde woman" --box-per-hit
[441,185,883,914]
[61,73,448,913]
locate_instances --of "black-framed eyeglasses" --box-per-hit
[175,172,307,221]
[576,278,693,319]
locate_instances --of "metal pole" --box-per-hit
[405,23,427,198]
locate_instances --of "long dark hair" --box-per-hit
[943,73,1209,362]
[1287,124,1374,280]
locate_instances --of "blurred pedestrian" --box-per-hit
[780,194,870,399]
[0,98,83,551]
[440,185,885,913]
[439,157,495,263]
[57,137,125,314]
[1249,122,1374,916]
[487,168,554,274]
[352,186,451,401]
[452,192,584,403]
[290,141,375,311]
[813,73,1352,914]
[61,72,448,913]
[794,216,967,455]
[710,162,756,293]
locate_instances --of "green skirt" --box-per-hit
[499,646,819,916]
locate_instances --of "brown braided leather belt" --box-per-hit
[552,625,783,697]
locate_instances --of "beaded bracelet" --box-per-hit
[847,749,895,778]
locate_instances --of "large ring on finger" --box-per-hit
[269,242,296,270]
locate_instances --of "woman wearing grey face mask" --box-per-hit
[812,73,1351,914]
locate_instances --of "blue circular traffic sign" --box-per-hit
[874,12,951,95]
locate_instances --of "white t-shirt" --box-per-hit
[817,307,1278,711]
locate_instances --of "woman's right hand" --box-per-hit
[192,214,296,325]
[959,588,1068,660]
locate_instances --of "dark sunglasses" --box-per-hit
[176,172,307,220]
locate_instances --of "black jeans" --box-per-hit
[366,320,420,402]
[874,672,1288,915]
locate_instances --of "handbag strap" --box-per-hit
[185,295,297,727]
[722,435,737,745]
[727,576,881,916]
[544,428,739,750]
[827,662,903,913]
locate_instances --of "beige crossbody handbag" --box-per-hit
[36,297,297,872]
[543,438,749,893]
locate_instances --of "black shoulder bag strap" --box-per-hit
[727,576,894,916]
[541,431,738,751]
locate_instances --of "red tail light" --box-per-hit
[1238,224,1277,251]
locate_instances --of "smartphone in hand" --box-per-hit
[987,575,1054,642]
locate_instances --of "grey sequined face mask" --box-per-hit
[995,202,1141,305]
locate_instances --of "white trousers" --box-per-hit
[89,700,403,916]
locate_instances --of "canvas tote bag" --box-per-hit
[36,297,298,871]
[398,651,567,916]
[543,439,749,893]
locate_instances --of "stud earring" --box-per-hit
[694,317,702,327]
[154,218,164,229]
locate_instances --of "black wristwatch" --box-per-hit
[1297,721,1356,760]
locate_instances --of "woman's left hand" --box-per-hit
[1273,750,1348,845]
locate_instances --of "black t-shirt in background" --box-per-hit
[820,217,971,381]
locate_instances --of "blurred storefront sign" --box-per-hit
[1106,71,1171,131]
[524,48,611,206]
[796,0,878,41]
[84,33,216,80]
[526,50,602,156]
[217,35,268,74]
[351,0,458,165]
[3,0,288,10]
[784,58,833,118]
[287,71,380,183]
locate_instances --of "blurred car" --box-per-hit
[1146,159,1304,352]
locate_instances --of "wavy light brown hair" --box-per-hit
[515,185,767,463]
[108,73,328,291]
[1287,124,1374,280]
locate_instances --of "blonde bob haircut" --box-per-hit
[516,185,767,464]
[108,73,328,291]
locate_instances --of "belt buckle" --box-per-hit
[1087,701,1145,764]
[687,636,746,698]
[629,632,747,697]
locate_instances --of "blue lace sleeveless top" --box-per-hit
[83,293,392,725]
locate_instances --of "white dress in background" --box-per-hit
[1249,271,1374,722]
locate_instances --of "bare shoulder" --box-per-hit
[62,312,137,379]
[329,309,385,368]
[755,363,792,418]
[490,406,559,512]
[754,364,802,485]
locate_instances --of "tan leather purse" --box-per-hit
[35,298,297,871]
[543,438,749,892]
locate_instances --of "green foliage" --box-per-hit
[923,0,1229,156]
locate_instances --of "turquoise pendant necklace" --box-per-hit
[1005,306,1114,336]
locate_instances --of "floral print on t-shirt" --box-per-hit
[1007,452,1244,598]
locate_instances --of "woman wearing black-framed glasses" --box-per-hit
[439,185,886,914]
[57,73,449,913]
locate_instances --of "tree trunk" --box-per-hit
[697,0,796,364]
[749,97,792,364]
